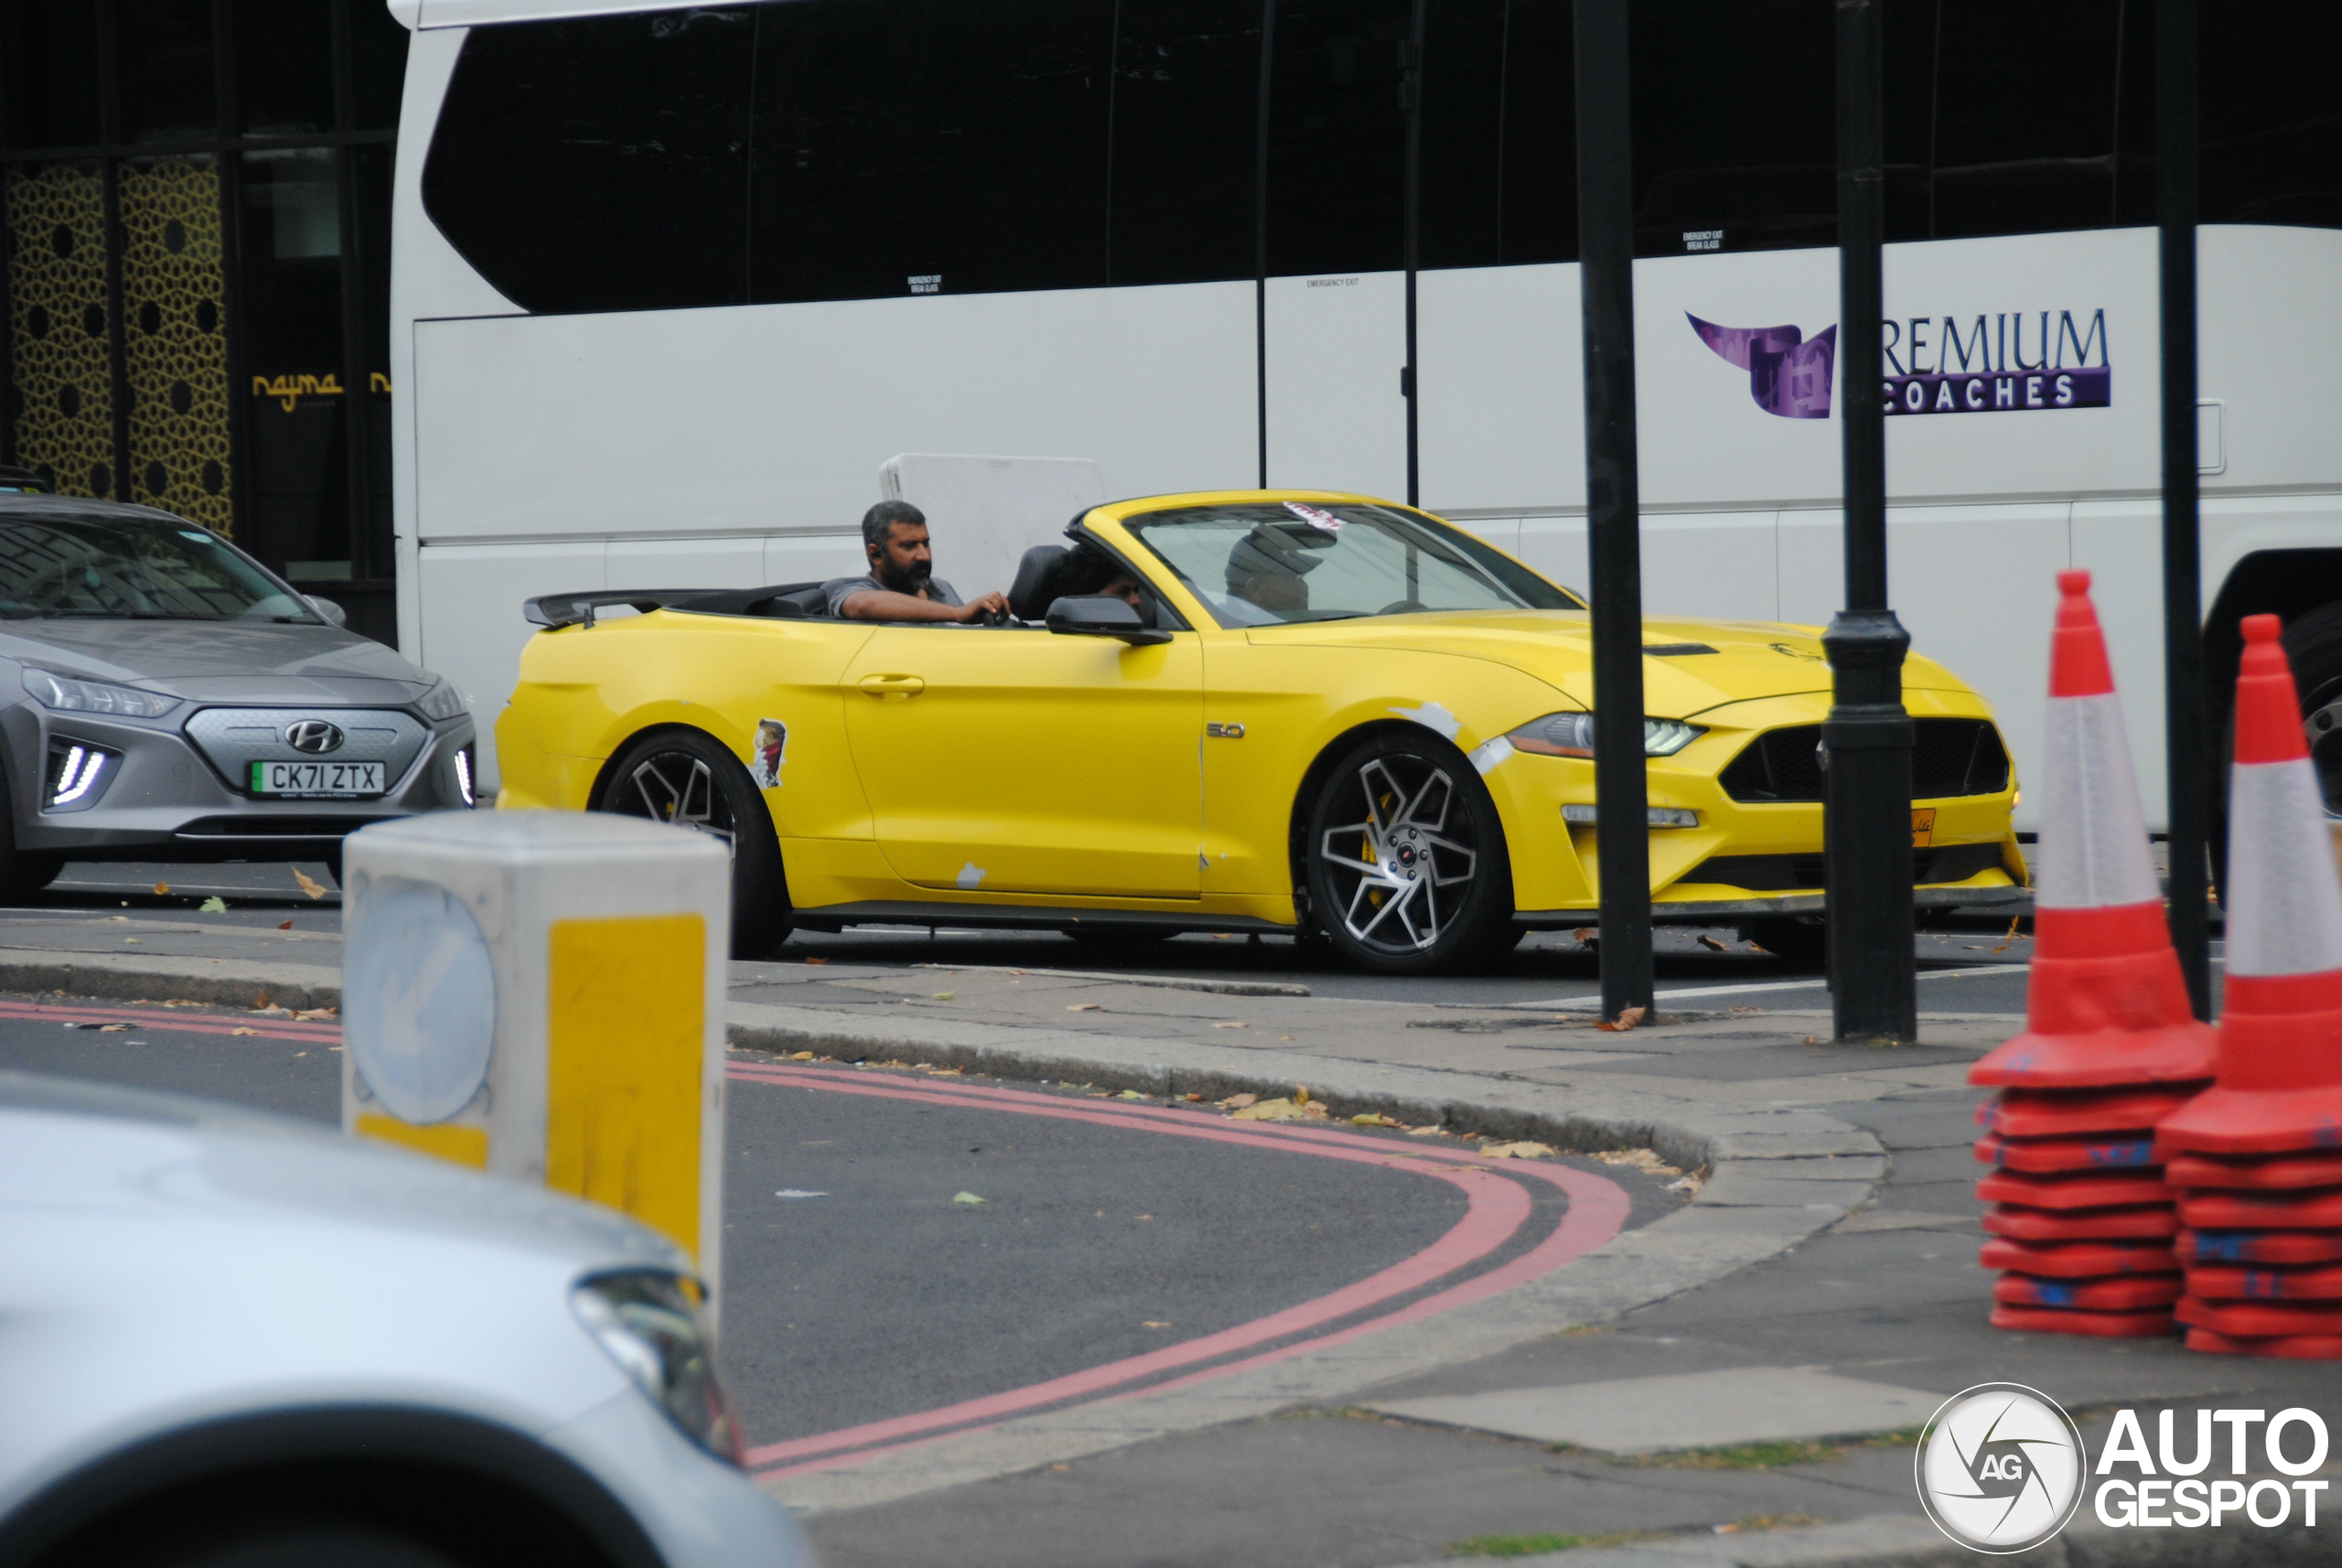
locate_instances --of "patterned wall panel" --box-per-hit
[5,164,113,499]
[119,156,233,533]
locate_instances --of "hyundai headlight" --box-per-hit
[1506,712,1703,757]
[571,1270,743,1465]
[416,677,467,722]
[22,668,179,719]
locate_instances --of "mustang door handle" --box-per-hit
[857,674,926,697]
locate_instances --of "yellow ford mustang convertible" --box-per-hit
[497,490,2026,973]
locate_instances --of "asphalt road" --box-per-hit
[34,857,2051,1014]
[0,997,1685,1474]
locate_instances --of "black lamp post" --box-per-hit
[1823,0,1918,1043]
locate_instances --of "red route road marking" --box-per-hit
[0,995,340,1043]
[725,1061,1631,1476]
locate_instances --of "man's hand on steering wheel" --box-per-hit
[958,590,1013,625]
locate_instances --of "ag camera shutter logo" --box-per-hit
[1916,1383,2087,1552]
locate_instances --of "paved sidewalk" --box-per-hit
[0,908,2326,1565]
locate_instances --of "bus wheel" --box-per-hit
[597,728,790,959]
[2284,601,2342,822]
[1303,732,1513,976]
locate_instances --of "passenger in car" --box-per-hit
[1221,522,1328,622]
[826,499,1012,623]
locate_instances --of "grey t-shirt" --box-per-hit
[822,575,963,618]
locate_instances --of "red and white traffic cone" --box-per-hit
[1971,571,2216,1337]
[2157,614,2342,1359]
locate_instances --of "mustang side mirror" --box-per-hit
[306,594,348,628]
[1045,595,1171,647]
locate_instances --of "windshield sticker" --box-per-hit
[1282,501,1346,532]
[957,862,986,890]
[1387,702,1463,741]
[750,719,787,789]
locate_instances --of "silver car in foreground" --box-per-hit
[0,1071,811,1568]
[0,482,476,897]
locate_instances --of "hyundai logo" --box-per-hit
[285,720,344,755]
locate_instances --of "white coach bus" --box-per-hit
[387,0,2342,828]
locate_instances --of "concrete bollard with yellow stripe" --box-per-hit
[339,811,730,1288]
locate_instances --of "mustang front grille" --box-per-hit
[1687,843,2009,891]
[1716,718,2010,803]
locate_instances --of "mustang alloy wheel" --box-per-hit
[1304,732,1513,975]
[596,727,791,958]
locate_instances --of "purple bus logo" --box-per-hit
[1690,309,2112,419]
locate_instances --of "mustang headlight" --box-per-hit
[571,1270,743,1465]
[1506,713,1704,757]
[416,677,467,722]
[24,668,179,719]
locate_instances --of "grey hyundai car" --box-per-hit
[0,478,475,897]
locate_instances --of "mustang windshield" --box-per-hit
[0,513,319,622]
[1124,501,1580,627]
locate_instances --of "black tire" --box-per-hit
[142,1517,467,1568]
[0,761,59,903]
[2285,601,2342,819]
[596,728,790,959]
[1302,730,1514,975]
[1746,914,1828,971]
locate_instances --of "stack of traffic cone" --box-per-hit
[1970,571,2218,1336]
[2157,615,2342,1359]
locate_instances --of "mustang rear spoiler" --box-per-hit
[523,583,829,629]
[522,589,701,629]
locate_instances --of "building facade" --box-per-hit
[0,0,405,644]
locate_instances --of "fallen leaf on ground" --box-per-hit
[99,1024,128,1033]
[1483,1141,1557,1159]
[1116,1090,1144,1101]
[104,916,128,923]
[231,1027,259,1036]
[1220,1092,1259,1110]
[1294,1086,1311,1104]
[1182,1092,1205,1102]
[1278,1035,1294,1041]
[1407,1125,1447,1137]
[123,939,140,944]
[277,919,294,931]
[1596,1005,1648,1033]
[1728,1005,1765,1015]
[951,1191,987,1205]
[250,1005,292,1017]
[1067,1004,1101,1012]
[1990,916,2022,954]
[1211,1020,1246,1029]
[1143,1321,1172,1328]
[291,866,328,900]
[253,992,271,1009]
[804,957,828,965]
[788,1050,816,1061]
[1232,1098,1313,1121]
[931,991,956,1000]
[1697,934,1728,952]
[199,896,228,913]
[295,1007,336,1020]
[152,882,168,896]
[1352,1113,1401,1127]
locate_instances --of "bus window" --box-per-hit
[2202,3,2342,229]
[1415,0,1506,272]
[1108,0,1261,287]
[1489,0,1577,266]
[1266,0,1412,277]
[421,9,754,315]
[1930,0,2122,240]
[750,0,1112,306]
